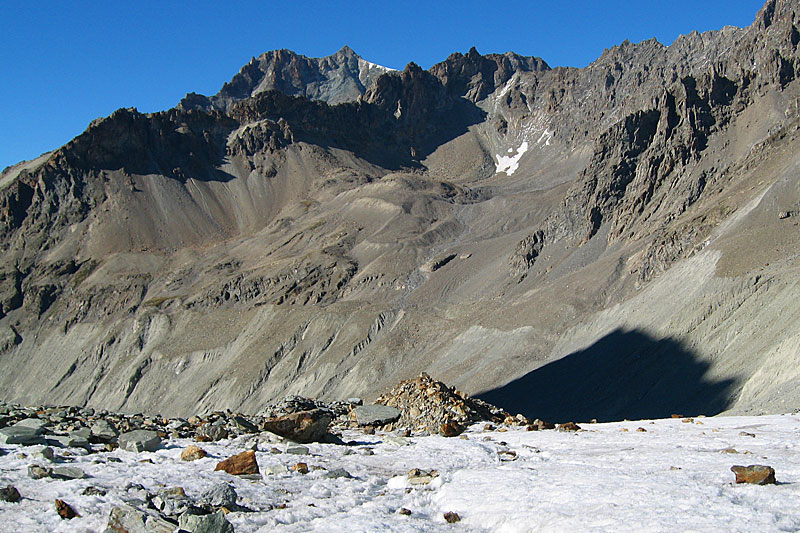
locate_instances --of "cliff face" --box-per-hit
[1,0,800,419]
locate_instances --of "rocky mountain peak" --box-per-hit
[430,47,550,101]
[179,46,397,112]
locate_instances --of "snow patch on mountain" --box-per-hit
[496,141,529,175]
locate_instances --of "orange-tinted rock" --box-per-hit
[557,422,581,432]
[215,450,259,476]
[439,421,463,437]
[55,499,80,519]
[261,409,331,443]
[444,511,461,523]
[731,465,776,485]
[291,462,309,474]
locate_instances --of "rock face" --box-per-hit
[0,0,800,422]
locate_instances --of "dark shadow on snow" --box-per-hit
[477,328,737,423]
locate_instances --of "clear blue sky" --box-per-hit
[0,1,766,171]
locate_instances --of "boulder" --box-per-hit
[48,434,90,449]
[90,419,118,442]
[196,424,228,442]
[50,466,86,480]
[0,485,20,503]
[0,425,43,445]
[200,482,237,508]
[261,409,331,443]
[106,504,175,533]
[181,444,208,461]
[352,405,401,426]
[118,430,161,452]
[178,510,234,533]
[215,450,259,476]
[731,465,776,485]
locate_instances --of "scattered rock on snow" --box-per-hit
[0,485,20,503]
[106,504,174,532]
[408,468,439,486]
[444,511,461,523]
[291,462,309,474]
[215,450,259,476]
[731,465,776,485]
[557,422,581,432]
[27,464,50,479]
[178,509,234,533]
[200,482,238,509]
[118,430,161,452]
[182,445,208,461]
[55,498,80,519]
[50,466,86,480]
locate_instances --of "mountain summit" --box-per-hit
[0,0,799,419]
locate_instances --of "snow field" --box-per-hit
[0,414,799,532]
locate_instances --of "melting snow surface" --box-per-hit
[2,414,800,532]
[496,141,529,176]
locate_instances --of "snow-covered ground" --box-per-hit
[2,414,799,532]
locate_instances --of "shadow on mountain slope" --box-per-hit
[477,328,737,422]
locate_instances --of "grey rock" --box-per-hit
[179,510,234,533]
[118,430,161,452]
[150,488,192,516]
[326,467,353,479]
[13,418,48,431]
[71,427,92,440]
[105,504,175,533]
[0,485,21,503]
[48,434,90,449]
[232,415,258,433]
[0,425,44,445]
[197,425,228,441]
[200,483,237,508]
[353,405,401,426]
[286,445,309,455]
[264,464,289,475]
[51,466,86,479]
[36,446,55,461]
[91,419,118,442]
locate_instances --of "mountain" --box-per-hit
[1,0,799,419]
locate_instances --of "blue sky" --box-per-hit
[0,1,766,171]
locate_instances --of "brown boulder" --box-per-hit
[439,421,464,437]
[444,511,461,523]
[261,409,331,443]
[731,465,776,485]
[215,450,259,476]
[557,422,581,432]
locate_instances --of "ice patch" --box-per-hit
[537,129,553,146]
[495,141,529,176]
